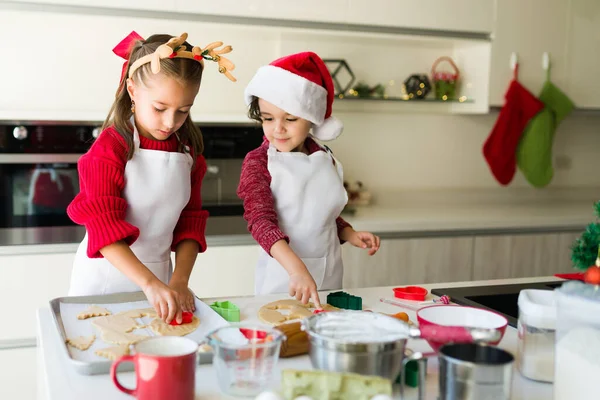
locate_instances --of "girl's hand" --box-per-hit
[169,280,196,313]
[142,279,182,324]
[347,230,381,255]
[289,270,322,308]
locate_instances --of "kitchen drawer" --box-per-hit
[0,253,73,340]
[182,244,260,298]
[0,347,37,400]
[342,237,474,288]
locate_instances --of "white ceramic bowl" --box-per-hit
[417,305,508,351]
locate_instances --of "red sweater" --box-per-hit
[237,138,351,255]
[67,127,208,258]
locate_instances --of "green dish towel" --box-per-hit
[516,80,574,187]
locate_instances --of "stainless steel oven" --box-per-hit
[0,123,263,229]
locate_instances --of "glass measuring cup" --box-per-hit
[206,323,286,397]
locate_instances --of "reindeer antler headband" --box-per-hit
[113,31,236,82]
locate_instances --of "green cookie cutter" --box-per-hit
[326,291,362,310]
[209,301,240,322]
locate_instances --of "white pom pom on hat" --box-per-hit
[244,51,343,141]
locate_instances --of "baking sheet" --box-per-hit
[50,291,232,374]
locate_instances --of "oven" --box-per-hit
[0,123,263,229]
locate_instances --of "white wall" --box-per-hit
[330,111,600,197]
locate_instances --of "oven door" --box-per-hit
[0,161,79,228]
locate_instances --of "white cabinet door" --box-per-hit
[473,233,576,280]
[0,347,37,400]
[565,0,600,108]
[346,0,494,33]
[488,0,570,106]
[0,253,73,340]
[184,244,260,298]
[0,10,280,122]
[175,0,349,24]
[342,237,474,288]
[8,0,173,11]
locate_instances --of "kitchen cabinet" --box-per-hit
[0,347,36,400]
[346,0,494,34]
[473,233,576,280]
[0,9,277,122]
[10,0,493,34]
[8,0,173,11]
[0,253,73,341]
[488,0,571,106]
[342,237,474,288]
[565,0,600,108]
[174,0,349,25]
[185,244,260,298]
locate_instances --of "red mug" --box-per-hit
[111,336,198,400]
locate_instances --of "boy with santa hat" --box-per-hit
[238,52,380,307]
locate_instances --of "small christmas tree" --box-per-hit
[570,201,600,284]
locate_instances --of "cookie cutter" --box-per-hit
[326,291,362,310]
[209,301,241,322]
[393,286,428,301]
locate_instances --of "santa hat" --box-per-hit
[244,52,343,141]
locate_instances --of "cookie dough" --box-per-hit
[91,306,200,345]
[66,335,96,351]
[95,344,131,361]
[258,299,339,325]
[149,315,200,336]
[77,306,112,320]
[91,314,149,345]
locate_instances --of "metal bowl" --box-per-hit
[301,311,410,380]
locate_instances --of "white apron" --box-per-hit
[68,124,193,296]
[255,142,349,295]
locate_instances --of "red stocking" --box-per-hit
[483,65,544,185]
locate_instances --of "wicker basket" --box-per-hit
[431,56,460,100]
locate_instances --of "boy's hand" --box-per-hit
[346,230,381,256]
[289,270,322,308]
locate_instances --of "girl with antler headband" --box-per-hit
[67,32,235,325]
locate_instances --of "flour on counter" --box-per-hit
[554,327,600,400]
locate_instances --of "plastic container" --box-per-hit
[516,289,556,382]
[554,281,600,400]
[206,323,285,397]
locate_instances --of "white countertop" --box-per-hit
[37,276,557,400]
[3,187,596,256]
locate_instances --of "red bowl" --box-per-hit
[416,305,508,352]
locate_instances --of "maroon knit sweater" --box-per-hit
[237,138,351,255]
[67,127,208,258]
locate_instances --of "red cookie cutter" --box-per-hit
[393,286,428,301]
[169,311,194,326]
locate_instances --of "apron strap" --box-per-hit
[130,116,141,151]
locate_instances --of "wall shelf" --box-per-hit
[337,96,474,104]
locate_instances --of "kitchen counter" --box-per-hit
[36,276,557,400]
[3,187,596,255]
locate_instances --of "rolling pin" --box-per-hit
[276,321,310,358]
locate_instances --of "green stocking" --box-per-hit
[516,65,574,187]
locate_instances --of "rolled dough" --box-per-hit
[258,299,339,325]
[149,315,200,336]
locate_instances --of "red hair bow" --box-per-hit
[113,31,144,83]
